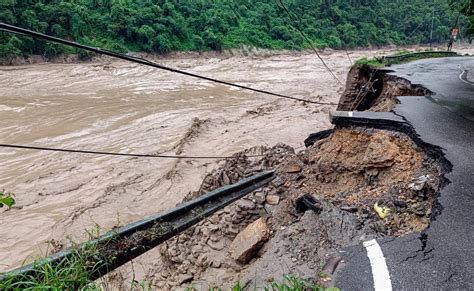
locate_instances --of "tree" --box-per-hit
[0,0,464,57]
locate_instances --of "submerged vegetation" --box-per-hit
[0,0,464,57]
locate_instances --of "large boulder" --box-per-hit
[229,218,270,264]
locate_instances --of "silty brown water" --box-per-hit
[2,46,472,271]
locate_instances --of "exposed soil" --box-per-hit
[102,125,445,289]
[337,65,430,112]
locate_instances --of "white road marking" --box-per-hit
[458,65,474,86]
[363,239,392,291]
[348,111,353,117]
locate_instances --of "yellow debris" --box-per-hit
[374,202,391,219]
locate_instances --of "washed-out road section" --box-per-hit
[336,56,474,289]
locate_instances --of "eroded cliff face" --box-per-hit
[337,65,430,112]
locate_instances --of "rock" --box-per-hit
[196,254,208,267]
[236,199,256,210]
[226,225,240,236]
[211,260,222,268]
[222,172,231,185]
[223,214,232,222]
[231,214,244,224]
[394,200,408,208]
[372,221,387,234]
[168,246,179,257]
[208,224,220,231]
[208,215,220,224]
[285,164,302,173]
[254,192,266,204]
[177,274,194,285]
[209,234,220,242]
[266,195,280,205]
[271,177,285,187]
[171,255,184,264]
[408,175,430,191]
[341,205,358,213]
[207,238,225,251]
[201,227,210,237]
[229,218,270,264]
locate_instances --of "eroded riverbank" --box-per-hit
[1,46,473,276]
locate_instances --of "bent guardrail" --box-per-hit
[0,170,275,285]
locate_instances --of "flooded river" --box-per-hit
[1,46,472,271]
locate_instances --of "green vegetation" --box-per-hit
[0,191,15,208]
[265,275,338,291]
[0,245,106,290]
[354,57,385,68]
[0,226,117,290]
[188,275,338,291]
[354,49,460,68]
[0,0,464,58]
[450,0,473,39]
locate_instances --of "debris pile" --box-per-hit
[147,127,444,288]
[151,144,294,289]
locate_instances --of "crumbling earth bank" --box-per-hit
[338,65,430,112]
[147,127,442,289]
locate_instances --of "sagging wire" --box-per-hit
[0,144,266,160]
[0,23,337,106]
[275,0,344,86]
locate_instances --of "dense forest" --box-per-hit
[0,0,468,57]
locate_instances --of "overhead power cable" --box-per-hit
[275,0,344,86]
[0,23,337,106]
[0,144,265,160]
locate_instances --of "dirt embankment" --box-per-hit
[337,65,431,112]
[115,126,446,289]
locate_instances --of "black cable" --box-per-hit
[0,23,337,106]
[0,144,265,160]
[275,0,344,86]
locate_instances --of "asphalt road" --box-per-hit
[335,56,474,290]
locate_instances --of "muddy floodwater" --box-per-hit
[1,46,472,271]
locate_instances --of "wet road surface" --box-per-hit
[336,56,474,289]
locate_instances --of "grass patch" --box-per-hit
[192,275,339,291]
[354,50,458,68]
[265,275,339,291]
[0,226,117,290]
[0,246,105,290]
[353,57,385,68]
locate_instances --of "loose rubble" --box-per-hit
[145,126,445,289]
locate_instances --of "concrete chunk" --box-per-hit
[229,218,270,264]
